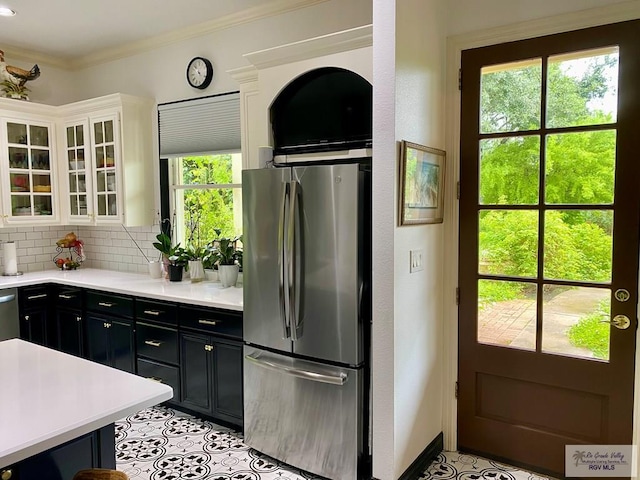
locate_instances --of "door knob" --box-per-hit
[601,315,631,330]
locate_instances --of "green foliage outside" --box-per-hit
[478,53,618,304]
[178,154,241,248]
[568,297,611,359]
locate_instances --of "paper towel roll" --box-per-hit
[3,241,18,275]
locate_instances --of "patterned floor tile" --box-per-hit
[117,406,548,480]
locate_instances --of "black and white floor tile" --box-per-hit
[116,406,325,480]
[420,452,549,480]
[116,406,549,480]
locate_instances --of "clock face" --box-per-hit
[187,57,213,89]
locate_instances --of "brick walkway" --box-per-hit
[478,287,609,357]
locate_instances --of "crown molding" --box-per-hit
[228,66,259,84]
[243,24,372,70]
[449,0,640,51]
[69,0,329,70]
[0,45,73,70]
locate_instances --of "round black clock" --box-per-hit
[186,57,213,90]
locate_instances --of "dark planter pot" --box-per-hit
[168,264,184,282]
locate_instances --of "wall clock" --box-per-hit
[186,56,213,90]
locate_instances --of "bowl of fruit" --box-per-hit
[55,258,81,270]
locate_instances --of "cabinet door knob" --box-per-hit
[1,468,13,480]
[76,316,82,322]
[204,345,214,352]
[103,322,111,328]
[24,315,30,321]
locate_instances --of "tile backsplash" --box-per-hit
[0,225,159,275]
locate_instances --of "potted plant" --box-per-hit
[167,246,188,282]
[210,235,243,287]
[152,230,178,279]
[183,244,205,283]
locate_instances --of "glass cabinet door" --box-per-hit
[6,121,54,219]
[65,122,90,219]
[91,117,119,220]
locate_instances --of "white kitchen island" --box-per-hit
[0,339,173,477]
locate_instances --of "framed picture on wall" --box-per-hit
[399,140,446,225]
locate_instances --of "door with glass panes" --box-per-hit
[458,20,640,476]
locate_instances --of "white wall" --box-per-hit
[394,0,446,475]
[373,0,447,478]
[70,0,372,103]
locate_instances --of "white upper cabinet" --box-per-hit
[0,100,60,225]
[59,94,155,226]
[0,93,155,228]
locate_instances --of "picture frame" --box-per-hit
[399,140,446,225]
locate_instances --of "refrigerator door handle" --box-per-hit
[288,180,302,341]
[279,181,291,339]
[245,353,347,386]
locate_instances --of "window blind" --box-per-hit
[158,92,240,156]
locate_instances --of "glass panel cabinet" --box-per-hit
[1,118,56,221]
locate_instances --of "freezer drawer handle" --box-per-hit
[0,294,15,304]
[245,353,347,386]
[198,319,218,326]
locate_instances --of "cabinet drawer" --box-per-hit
[137,358,180,403]
[86,291,133,318]
[55,286,82,309]
[19,285,49,308]
[180,306,242,339]
[136,322,178,364]
[136,299,177,326]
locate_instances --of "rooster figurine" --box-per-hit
[0,50,40,86]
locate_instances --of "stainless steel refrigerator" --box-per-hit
[242,162,370,480]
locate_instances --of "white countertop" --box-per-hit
[0,268,243,311]
[0,339,173,468]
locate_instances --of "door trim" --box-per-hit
[443,0,640,461]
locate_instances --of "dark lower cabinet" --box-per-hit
[0,424,115,480]
[19,285,55,348]
[180,332,243,427]
[56,309,83,357]
[86,315,134,373]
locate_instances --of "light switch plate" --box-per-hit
[410,249,424,273]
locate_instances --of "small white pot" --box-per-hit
[218,264,239,288]
[188,260,204,283]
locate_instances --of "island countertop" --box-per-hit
[0,268,243,311]
[0,339,173,469]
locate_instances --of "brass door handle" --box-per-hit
[204,345,214,351]
[98,302,114,307]
[1,468,13,480]
[143,310,162,316]
[601,315,631,330]
[59,294,75,299]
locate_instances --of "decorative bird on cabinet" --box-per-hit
[0,49,40,100]
[0,50,40,86]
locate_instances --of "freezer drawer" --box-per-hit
[243,346,362,480]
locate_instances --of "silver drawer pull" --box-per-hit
[59,294,75,299]
[146,377,163,383]
[27,293,47,300]
[198,319,218,326]
[145,340,162,347]
[98,302,114,307]
[143,310,162,316]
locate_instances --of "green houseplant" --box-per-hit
[209,234,243,287]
